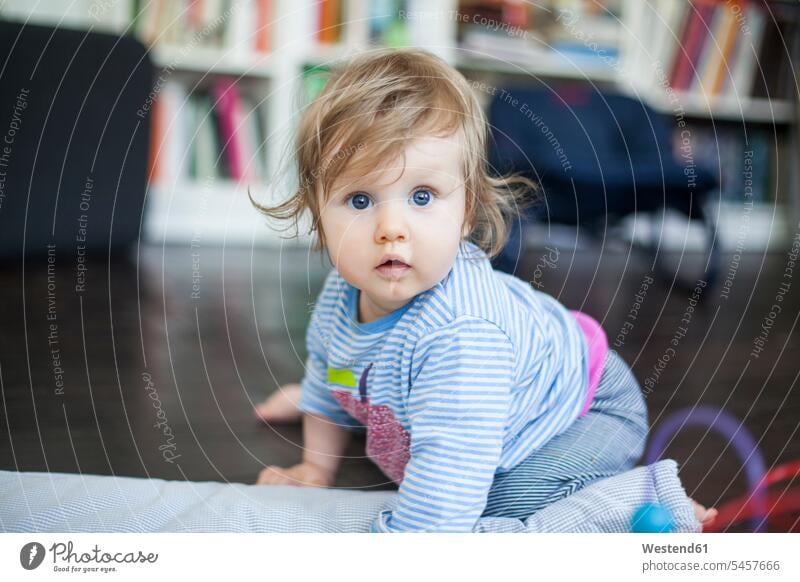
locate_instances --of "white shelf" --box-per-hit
[303,42,363,66]
[459,54,796,124]
[145,181,310,247]
[638,88,797,124]
[150,45,274,80]
[454,22,619,84]
[454,50,619,83]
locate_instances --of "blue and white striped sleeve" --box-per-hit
[371,316,515,532]
[297,279,362,431]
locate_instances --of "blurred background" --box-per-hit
[1,0,799,531]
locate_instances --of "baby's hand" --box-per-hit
[256,461,334,487]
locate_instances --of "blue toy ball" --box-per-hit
[631,503,675,533]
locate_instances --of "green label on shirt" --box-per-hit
[327,367,357,387]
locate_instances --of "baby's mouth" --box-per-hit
[376,259,411,279]
[378,259,409,268]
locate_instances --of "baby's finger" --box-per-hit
[702,508,718,525]
[257,466,286,485]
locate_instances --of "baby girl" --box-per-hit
[254,48,715,532]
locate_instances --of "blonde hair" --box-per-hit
[254,47,535,258]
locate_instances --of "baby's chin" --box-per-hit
[369,280,419,303]
[345,265,446,304]
[362,277,426,309]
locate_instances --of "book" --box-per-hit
[688,2,723,94]
[708,1,740,95]
[147,81,267,185]
[653,0,690,88]
[133,0,273,55]
[670,1,715,91]
[658,0,800,101]
[162,81,189,183]
[255,0,273,54]
[193,95,220,181]
[318,0,342,44]
[212,79,246,182]
[720,2,765,99]
[146,91,165,184]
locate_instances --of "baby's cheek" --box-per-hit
[325,220,362,261]
[419,247,459,289]
[333,259,362,288]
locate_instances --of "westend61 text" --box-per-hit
[642,543,708,554]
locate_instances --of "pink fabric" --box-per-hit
[570,311,609,417]
[331,390,410,485]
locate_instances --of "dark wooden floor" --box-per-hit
[2,237,799,517]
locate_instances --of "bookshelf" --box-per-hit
[454,49,620,83]
[640,89,796,123]
[150,45,275,79]
[2,0,798,251]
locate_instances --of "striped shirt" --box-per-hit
[299,241,600,532]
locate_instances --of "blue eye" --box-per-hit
[347,193,371,210]
[411,189,433,207]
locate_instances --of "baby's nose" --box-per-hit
[374,200,409,243]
